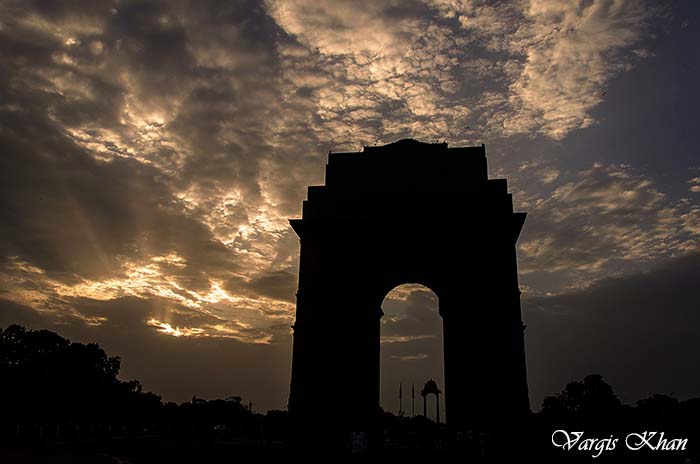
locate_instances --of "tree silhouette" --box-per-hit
[3,324,700,461]
[542,374,621,416]
[0,324,165,431]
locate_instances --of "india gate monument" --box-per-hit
[288,139,530,433]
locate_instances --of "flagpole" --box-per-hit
[411,384,415,417]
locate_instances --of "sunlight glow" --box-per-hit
[147,318,206,337]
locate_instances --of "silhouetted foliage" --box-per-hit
[540,374,622,426]
[4,325,700,462]
[1,324,161,428]
[0,325,260,443]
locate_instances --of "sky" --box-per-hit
[1,0,699,413]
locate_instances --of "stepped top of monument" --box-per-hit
[324,138,488,187]
[328,138,485,158]
[363,138,447,152]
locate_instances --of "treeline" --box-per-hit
[0,325,288,442]
[368,376,700,461]
[3,323,700,459]
[529,374,700,458]
[539,373,700,431]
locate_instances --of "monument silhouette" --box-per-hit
[288,139,530,434]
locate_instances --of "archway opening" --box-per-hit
[380,284,444,422]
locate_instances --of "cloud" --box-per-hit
[524,252,700,409]
[516,162,700,293]
[266,0,423,56]
[225,268,298,303]
[0,296,292,411]
[267,0,477,143]
[391,353,429,361]
[431,0,660,139]
[0,0,688,354]
[0,128,234,284]
[689,177,700,193]
[382,285,440,340]
[0,0,303,340]
[504,0,656,139]
[379,284,444,415]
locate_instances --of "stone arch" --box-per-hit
[288,139,530,432]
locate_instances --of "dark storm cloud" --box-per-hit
[1,0,294,189]
[0,2,123,128]
[0,114,236,285]
[524,252,700,410]
[2,0,686,310]
[0,0,302,309]
[0,0,302,351]
[0,1,248,285]
[243,270,297,303]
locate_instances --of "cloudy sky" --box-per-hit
[1,0,699,413]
